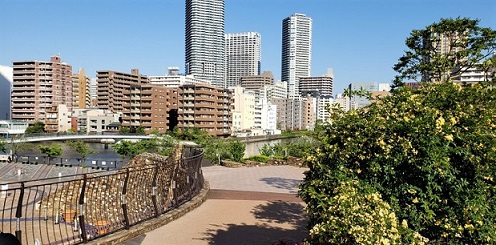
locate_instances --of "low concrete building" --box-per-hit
[72,109,121,134]
[0,120,29,138]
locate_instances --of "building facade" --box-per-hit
[149,70,210,88]
[240,71,274,92]
[11,56,73,124]
[281,13,312,96]
[72,109,121,134]
[177,84,232,136]
[96,69,149,113]
[122,85,178,134]
[185,0,225,87]
[230,87,255,134]
[299,68,334,96]
[44,104,71,133]
[72,68,92,109]
[0,66,13,120]
[225,32,261,87]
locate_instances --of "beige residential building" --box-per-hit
[12,56,73,124]
[122,84,178,134]
[45,104,71,133]
[72,68,92,109]
[96,69,149,113]
[230,86,255,134]
[178,84,232,136]
[240,71,274,92]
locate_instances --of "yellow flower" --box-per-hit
[412,198,419,203]
[445,134,454,141]
[436,116,445,129]
[401,219,408,228]
[464,223,475,230]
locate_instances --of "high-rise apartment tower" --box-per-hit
[225,32,261,87]
[281,13,312,97]
[11,56,73,124]
[185,0,225,88]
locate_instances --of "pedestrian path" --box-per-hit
[125,165,309,245]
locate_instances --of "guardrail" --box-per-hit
[8,155,124,170]
[0,146,204,245]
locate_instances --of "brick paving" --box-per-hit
[125,165,310,245]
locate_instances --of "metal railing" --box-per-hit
[0,146,204,245]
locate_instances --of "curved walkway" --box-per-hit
[125,165,309,245]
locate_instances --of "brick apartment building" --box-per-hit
[11,56,73,124]
[178,84,232,136]
[96,69,149,113]
[122,84,178,134]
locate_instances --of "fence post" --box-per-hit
[151,164,159,217]
[121,168,130,229]
[15,182,24,244]
[78,174,88,242]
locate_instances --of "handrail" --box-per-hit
[0,146,204,245]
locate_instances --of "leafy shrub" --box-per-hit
[300,81,496,244]
[227,139,245,162]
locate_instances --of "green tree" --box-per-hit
[0,139,7,153]
[8,135,31,159]
[136,126,146,135]
[112,139,158,160]
[119,126,130,134]
[66,140,96,163]
[393,17,496,85]
[25,121,45,134]
[227,139,245,162]
[38,143,62,164]
[300,81,496,244]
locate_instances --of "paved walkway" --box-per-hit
[125,165,309,245]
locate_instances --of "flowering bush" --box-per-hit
[299,81,496,244]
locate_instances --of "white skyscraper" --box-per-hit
[225,32,261,88]
[281,13,312,96]
[185,0,225,88]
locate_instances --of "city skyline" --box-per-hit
[1,0,494,95]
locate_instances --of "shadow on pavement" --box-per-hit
[199,201,308,244]
[123,234,146,245]
[199,223,307,245]
[259,177,302,193]
[252,201,307,227]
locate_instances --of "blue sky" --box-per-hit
[1,0,495,95]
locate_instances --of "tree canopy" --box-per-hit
[25,121,45,134]
[66,140,96,160]
[38,143,62,164]
[300,81,496,244]
[393,17,496,85]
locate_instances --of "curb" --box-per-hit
[87,181,210,245]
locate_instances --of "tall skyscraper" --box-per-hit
[281,13,312,97]
[225,32,261,87]
[185,0,225,88]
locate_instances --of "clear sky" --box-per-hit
[1,0,494,95]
